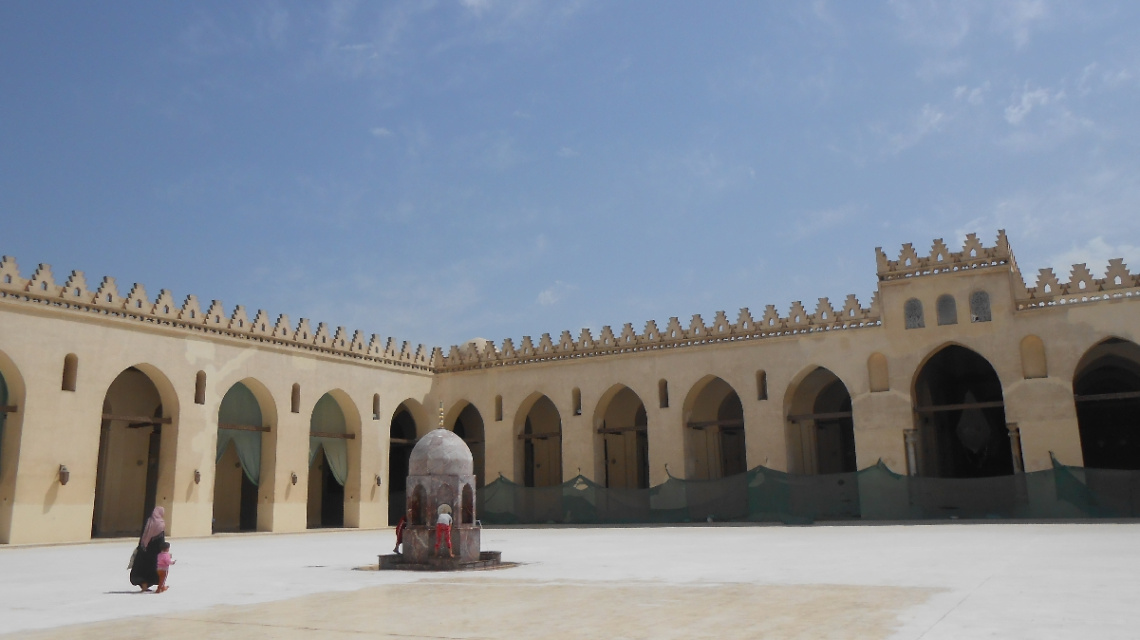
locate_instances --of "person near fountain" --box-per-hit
[393,508,411,554]
[435,504,454,558]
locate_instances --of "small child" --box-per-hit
[156,542,176,593]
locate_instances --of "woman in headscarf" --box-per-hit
[129,506,166,591]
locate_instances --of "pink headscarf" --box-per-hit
[140,506,165,547]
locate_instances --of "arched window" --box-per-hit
[572,388,582,416]
[1020,335,1047,379]
[372,394,381,420]
[494,395,503,422]
[904,298,925,329]
[936,295,957,326]
[658,379,669,408]
[755,371,768,401]
[970,291,991,322]
[61,353,78,392]
[291,383,301,414]
[194,371,206,405]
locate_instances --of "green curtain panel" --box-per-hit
[216,382,263,485]
[309,393,348,486]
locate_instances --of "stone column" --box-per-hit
[904,429,919,476]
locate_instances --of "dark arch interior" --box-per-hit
[522,396,561,488]
[814,378,857,474]
[717,392,747,477]
[453,403,486,487]
[914,346,1012,478]
[388,407,417,525]
[1075,342,1140,470]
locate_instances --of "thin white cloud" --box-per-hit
[537,280,577,306]
[1051,237,1140,277]
[557,147,578,158]
[1004,85,1058,125]
[954,83,988,105]
[370,127,393,138]
[884,104,948,154]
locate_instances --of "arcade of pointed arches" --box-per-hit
[1,335,1138,541]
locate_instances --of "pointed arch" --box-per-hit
[592,384,649,489]
[445,400,486,488]
[783,366,857,474]
[213,378,277,533]
[514,392,562,487]
[0,350,27,544]
[1072,337,1140,470]
[681,376,746,480]
[388,400,420,525]
[912,344,1012,478]
[93,364,180,537]
[307,390,361,529]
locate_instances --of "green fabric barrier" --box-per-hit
[217,382,262,485]
[476,457,1140,525]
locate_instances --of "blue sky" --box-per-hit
[2,1,1138,349]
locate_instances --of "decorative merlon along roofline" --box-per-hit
[432,293,884,373]
[875,230,1015,281]
[436,230,1140,373]
[0,257,432,372]
[874,229,1140,310]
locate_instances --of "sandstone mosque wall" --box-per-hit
[0,231,1136,543]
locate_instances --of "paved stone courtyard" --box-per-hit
[1,523,1138,639]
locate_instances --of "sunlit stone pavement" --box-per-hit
[1,523,1138,639]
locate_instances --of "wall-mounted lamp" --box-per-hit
[58,465,70,486]
[375,474,382,487]
[193,469,201,484]
[291,472,298,486]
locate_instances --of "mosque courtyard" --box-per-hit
[0,523,1137,639]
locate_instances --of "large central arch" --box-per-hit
[1073,338,1140,470]
[913,345,1012,478]
[515,394,562,487]
[784,367,856,474]
[593,385,649,489]
[682,376,747,480]
[93,365,179,537]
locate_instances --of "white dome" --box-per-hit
[408,428,473,476]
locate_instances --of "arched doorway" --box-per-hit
[785,367,856,474]
[93,366,176,537]
[451,403,485,487]
[913,345,1012,478]
[518,395,562,487]
[388,404,417,525]
[683,377,747,480]
[1073,338,1140,469]
[594,386,649,489]
[213,381,273,532]
[308,393,352,528]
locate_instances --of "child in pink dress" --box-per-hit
[156,542,176,593]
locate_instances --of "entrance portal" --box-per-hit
[913,346,1012,478]
[1074,338,1140,469]
[93,367,171,537]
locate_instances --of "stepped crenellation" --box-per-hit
[0,256,432,372]
[875,230,1014,281]
[432,292,883,372]
[3,231,1137,375]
